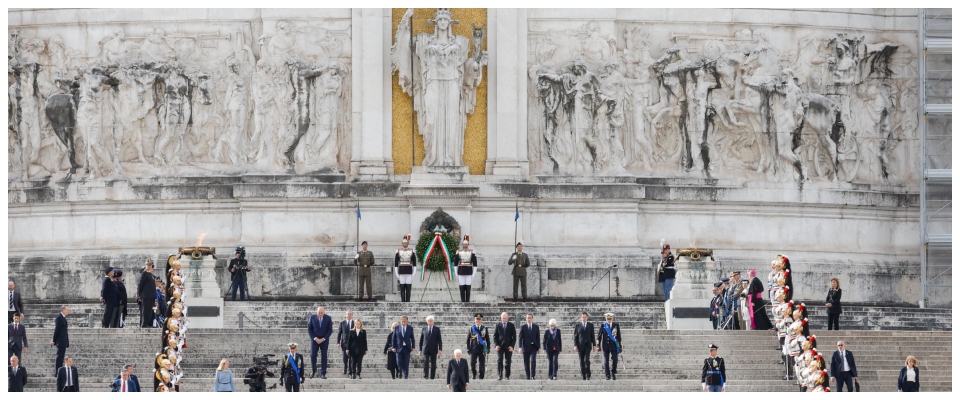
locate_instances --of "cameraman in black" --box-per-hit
[244,356,276,392]
[229,246,251,301]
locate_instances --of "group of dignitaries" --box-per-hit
[290,307,624,391]
[98,258,165,329]
[354,237,533,303]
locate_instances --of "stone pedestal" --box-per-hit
[385,267,498,303]
[180,254,224,329]
[665,255,715,330]
[410,166,471,185]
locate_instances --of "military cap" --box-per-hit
[288,342,298,349]
[516,242,522,247]
[115,270,123,277]
[474,313,483,320]
[104,267,114,274]
[604,313,614,319]
[361,240,368,245]
[713,282,723,288]
[729,271,740,276]
[721,277,729,283]
[145,258,155,266]
[709,344,718,350]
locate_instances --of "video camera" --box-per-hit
[253,354,278,367]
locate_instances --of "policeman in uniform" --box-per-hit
[597,313,622,380]
[394,236,418,302]
[354,241,375,302]
[280,343,305,392]
[701,344,726,392]
[508,242,530,301]
[453,236,478,302]
[465,313,490,380]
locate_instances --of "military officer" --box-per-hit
[394,236,418,302]
[280,343,305,392]
[597,313,622,380]
[508,242,530,301]
[466,313,490,380]
[573,312,597,380]
[354,241,375,302]
[701,344,726,392]
[453,236,478,303]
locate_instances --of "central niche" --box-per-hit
[418,208,462,243]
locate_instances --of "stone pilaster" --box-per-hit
[351,8,389,180]
[486,8,529,177]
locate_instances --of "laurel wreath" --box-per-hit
[414,231,459,272]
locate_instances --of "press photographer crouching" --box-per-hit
[229,246,251,301]
[244,355,277,392]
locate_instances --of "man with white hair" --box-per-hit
[493,312,517,380]
[308,306,333,379]
[8,355,27,392]
[446,349,469,392]
[420,315,443,379]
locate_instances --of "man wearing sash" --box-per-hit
[597,313,622,380]
[394,236,418,303]
[280,343,304,392]
[453,236,478,303]
[701,344,726,392]
[466,313,490,380]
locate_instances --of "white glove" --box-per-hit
[355,253,360,259]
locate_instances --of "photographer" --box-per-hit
[244,356,276,392]
[229,247,251,301]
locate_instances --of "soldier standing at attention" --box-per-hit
[508,243,530,302]
[354,241,375,302]
[453,236,478,303]
[394,236,417,303]
[466,313,490,380]
[598,313,622,380]
[702,344,726,392]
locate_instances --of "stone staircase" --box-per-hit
[15,302,952,392]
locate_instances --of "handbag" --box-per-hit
[854,380,860,392]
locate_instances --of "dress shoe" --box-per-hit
[612,375,617,381]
[350,374,355,379]
[357,375,362,379]
[321,374,327,379]
[310,371,316,379]
[606,376,611,380]
[498,376,503,381]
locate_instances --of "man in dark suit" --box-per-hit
[112,365,140,392]
[830,341,858,392]
[50,305,70,374]
[493,312,516,380]
[8,281,24,323]
[336,310,354,375]
[518,313,540,380]
[598,312,622,380]
[280,343,305,392]
[307,306,333,379]
[137,260,157,328]
[392,316,415,379]
[114,270,128,328]
[100,267,120,328]
[573,312,597,380]
[56,356,79,392]
[8,355,27,392]
[446,349,470,392]
[419,315,443,379]
[8,313,28,364]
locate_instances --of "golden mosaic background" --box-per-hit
[391,8,488,175]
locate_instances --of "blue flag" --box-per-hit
[514,205,520,221]
[357,203,361,219]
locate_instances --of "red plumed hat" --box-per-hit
[797,303,805,311]
[802,318,808,326]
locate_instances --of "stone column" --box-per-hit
[351,8,389,180]
[486,8,529,177]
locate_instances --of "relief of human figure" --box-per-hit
[76,66,123,179]
[13,59,47,179]
[621,25,656,170]
[155,63,192,166]
[294,60,346,172]
[251,59,279,169]
[140,28,177,63]
[110,63,159,165]
[215,42,254,166]
[392,8,486,168]
[743,69,808,181]
[97,29,128,66]
[597,62,628,174]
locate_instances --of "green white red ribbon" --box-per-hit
[420,233,454,281]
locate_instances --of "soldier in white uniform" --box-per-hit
[394,235,418,302]
[453,236,478,302]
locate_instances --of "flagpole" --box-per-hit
[356,200,360,300]
[513,201,519,247]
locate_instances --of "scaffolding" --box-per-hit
[919,9,952,308]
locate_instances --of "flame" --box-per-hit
[196,232,207,247]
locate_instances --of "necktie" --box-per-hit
[67,368,72,386]
[14,323,17,333]
[122,380,127,392]
[429,327,432,337]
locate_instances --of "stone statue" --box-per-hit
[155,63,192,166]
[76,66,122,179]
[97,29,128,65]
[392,8,487,168]
[293,60,346,173]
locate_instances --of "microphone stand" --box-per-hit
[590,264,618,300]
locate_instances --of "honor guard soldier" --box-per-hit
[280,343,305,392]
[453,236,478,302]
[394,235,418,302]
[508,242,530,301]
[466,313,490,380]
[597,313,622,380]
[355,241,375,302]
[701,344,726,392]
[573,312,597,380]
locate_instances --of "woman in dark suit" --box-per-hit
[384,322,398,379]
[826,277,842,330]
[898,356,920,392]
[348,319,368,379]
[542,319,562,380]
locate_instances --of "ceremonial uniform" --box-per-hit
[493,319,516,380]
[508,245,530,301]
[354,247,375,301]
[280,346,305,392]
[701,345,726,392]
[466,315,490,379]
[573,319,596,380]
[597,314,622,380]
[394,237,418,303]
[453,237,478,302]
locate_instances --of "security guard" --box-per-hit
[466,313,490,380]
[354,241,375,302]
[508,242,530,301]
[280,343,305,392]
[701,344,726,392]
[597,313,622,380]
[394,236,418,302]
